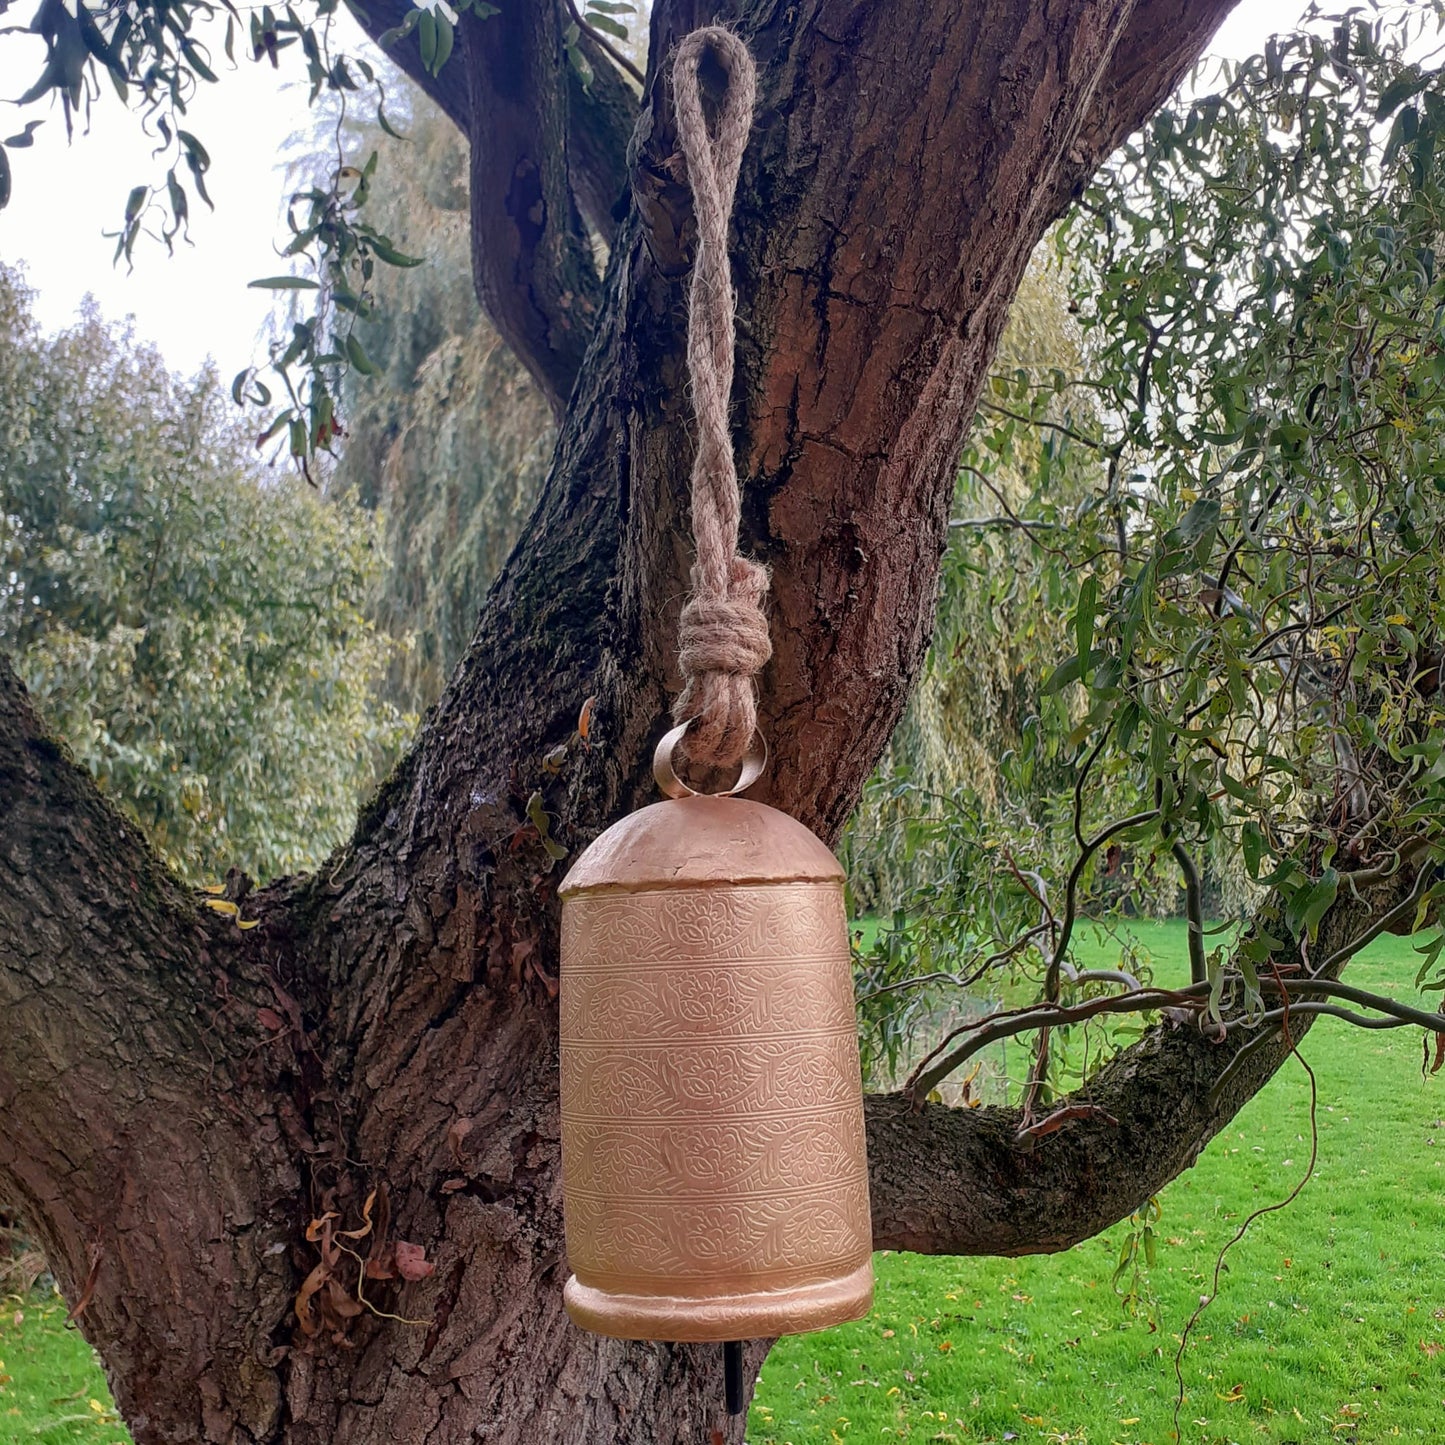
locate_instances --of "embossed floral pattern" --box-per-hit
[560,878,872,1311]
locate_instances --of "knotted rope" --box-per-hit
[670,27,770,771]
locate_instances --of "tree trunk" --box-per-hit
[0,3,1296,1443]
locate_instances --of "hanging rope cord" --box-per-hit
[670,28,771,772]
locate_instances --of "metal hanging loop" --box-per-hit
[652,720,767,799]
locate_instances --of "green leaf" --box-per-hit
[255,409,295,446]
[430,12,454,73]
[1207,948,1225,1024]
[1377,68,1428,120]
[367,234,424,268]
[377,7,422,48]
[177,130,213,209]
[377,102,407,141]
[1241,820,1264,878]
[3,121,43,149]
[248,276,320,290]
[344,330,381,376]
[75,2,126,83]
[586,12,629,40]
[179,36,218,83]
[1175,496,1221,545]
[417,9,438,71]
[563,20,593,90]
[1298,868,1340,943]
[1042,654,1084,695]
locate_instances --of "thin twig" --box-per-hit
[1321,860,1438,967]
[1170,838,1208,985]
[906,984,1206,1105]
[1044,808,1159,1000]
[1338,835,1432,888]
[1256,975,1445,1031]
[856,923,1052,1005]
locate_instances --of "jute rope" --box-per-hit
[670,27,770,771]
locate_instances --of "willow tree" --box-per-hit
[315,98,554,717]
[15,2,1435,1443]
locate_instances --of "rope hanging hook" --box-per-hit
[669,26,770,774]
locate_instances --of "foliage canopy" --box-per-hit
[0,265,410,882]
[856,4,1445,1098]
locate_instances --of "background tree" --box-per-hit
[13,4,1445,1445]
[316,98,554,716]
[859,9,1445,1126]
[842,258,1097,918]
[0,264,408,882]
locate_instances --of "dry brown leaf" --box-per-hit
[294,1261,330,1336]
[447,1118,474,1163]
[305,1212,339,1244]
[394,1241,435,1281]
[323,1277,364,1321]
[365,1252,397,1280]
[337,1190,377,1241]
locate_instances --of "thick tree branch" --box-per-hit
[345,0,636,248]
[0,657,300,1443]
[1050,0,1241,213]
[567,31,639,243]
[866,861,1424,1256]
[462,0,603,414]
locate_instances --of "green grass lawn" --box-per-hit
[0,1290,128,1443]
[6,922,1444,1444]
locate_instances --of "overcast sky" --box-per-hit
[0,2,1308,380]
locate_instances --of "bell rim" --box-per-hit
[562,1259,874,1341]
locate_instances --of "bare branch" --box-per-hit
[907,984,1205,1104]
[1051,0,1242,216]
[1171,838,1208,985]
[0,656,298,1439]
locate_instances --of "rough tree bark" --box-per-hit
[8,1,1380,1442]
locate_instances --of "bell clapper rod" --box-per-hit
[724,1339,744,1415]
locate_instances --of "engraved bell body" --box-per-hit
[558,793,874,1341]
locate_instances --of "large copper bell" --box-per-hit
[558,723,874,1345]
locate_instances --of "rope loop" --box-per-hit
[669,27,769,772]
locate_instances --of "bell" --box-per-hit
[558,725,874,1343]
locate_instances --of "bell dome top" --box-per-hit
[559,795,843,896]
